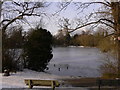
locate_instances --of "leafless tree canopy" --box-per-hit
[55,1,120,34]
[1,1,49,31]
[55,0,120,77]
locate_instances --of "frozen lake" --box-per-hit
[46,47,104,77]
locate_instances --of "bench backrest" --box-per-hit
[24,79,60,87]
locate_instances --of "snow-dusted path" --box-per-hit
[1,69,70,88]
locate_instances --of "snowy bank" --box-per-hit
[1,69,71,88]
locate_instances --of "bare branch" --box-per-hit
[12,1,21,7]
[82,2,110,7]
[52,1,72,16]
[2,15,23,30]
[99,18,115,25]
[2,1,47,31]
[69,18,115,33]
[100,21,114,29]
[74,1,110,15]
[1,19,11,24]
[69,20,100,33]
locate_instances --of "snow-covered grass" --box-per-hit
[1,47,104,89]
[0,74,2,89]
[1,69,70,88]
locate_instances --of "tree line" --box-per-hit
[53,28,114,52]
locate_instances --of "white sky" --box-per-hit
[22,2,101,35]
[12,0,119,2]
[1,1,102,35]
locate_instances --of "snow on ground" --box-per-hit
[0,74,2,89]
[1,69,71,88]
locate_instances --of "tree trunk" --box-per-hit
[118,39,120,78]
[0,1,2,73]
[111,2,120,78]
[115,4,120,78]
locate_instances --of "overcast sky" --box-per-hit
[21,2,101,35]
[1,1,101,35]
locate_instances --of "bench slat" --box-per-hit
[24,79,60,89]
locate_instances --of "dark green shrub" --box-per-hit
[24,28,53,71]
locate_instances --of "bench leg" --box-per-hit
[29,85,33,89]
[28,80,33,89]
[51,81,55,90]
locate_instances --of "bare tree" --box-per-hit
[56,0,120,77]
[76,1,120,78]
[1,1,49,31]
[1,1,49,72]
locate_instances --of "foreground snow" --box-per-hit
[1,69,71,88]
[0,74,2,89]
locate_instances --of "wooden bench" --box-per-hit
[24,79,60,90]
